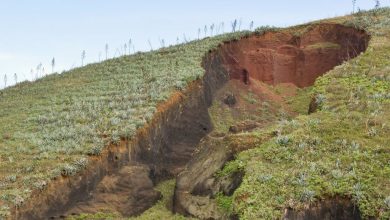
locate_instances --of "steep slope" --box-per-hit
[0,7,389,220]
[0,31,244,219]
[179,9,389,220]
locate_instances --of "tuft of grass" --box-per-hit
[305,42,341,50]
[215,192,233,214]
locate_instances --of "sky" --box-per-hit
[0,0,388,89]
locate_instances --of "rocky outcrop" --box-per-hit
[173,136,236,219]
[173,133,267,219]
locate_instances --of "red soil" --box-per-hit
[221,23,369,87]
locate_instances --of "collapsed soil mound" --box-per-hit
[66,165,161,217]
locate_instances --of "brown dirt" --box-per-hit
[66,165,161,217]
[222,23,369,88]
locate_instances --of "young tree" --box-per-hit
[198,28,201,40]
[128,39,132,54]
[124,43,128,55]
[36,63,42,79]
[105,43,109,60]
[204,25,208,37]
[81,50,86,66]
[35,66,39,80]
[210,24,215,36]
[238,18,242,31]
[14,73,17,84]
[160,39,165,48]
[216,24,220,35]
[4,74,7,87]
[231,19,238,32]
[148,39,153,51]
[51,57,55,73]
[249,21,254,31]
[374,0,380,9]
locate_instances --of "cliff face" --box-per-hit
[224,24,369,87]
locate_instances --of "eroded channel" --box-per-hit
[173,23,369,220]
[14,23,369,220]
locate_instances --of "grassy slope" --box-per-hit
[217,8,390,219]
[0,31,245,216]
[0,7,389,220]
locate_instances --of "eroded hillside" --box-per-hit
[0,7,389,220]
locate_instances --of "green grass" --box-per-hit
[215,192,234,214]
[1,6,390,220]
[286,87,313,115]
[305,42,341,50]
[222,8,390,219]
[0,31,246,216]
[130,179,194,220]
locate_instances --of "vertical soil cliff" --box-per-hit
[224,24,368,87]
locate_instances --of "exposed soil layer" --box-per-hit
[11,24,369,220]
[174,24,369,219]
[225,23,369,87]
[66,165,161,217]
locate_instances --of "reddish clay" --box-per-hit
[221,23,369,87]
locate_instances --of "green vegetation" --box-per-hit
[68,212,121,220]
[220,8,390,219]
[286,87,313,115]
[305,42,341,50]
[215,192,234,214]
[130,179,195,220]
[1,5,389,220]
[0,30,245,216]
